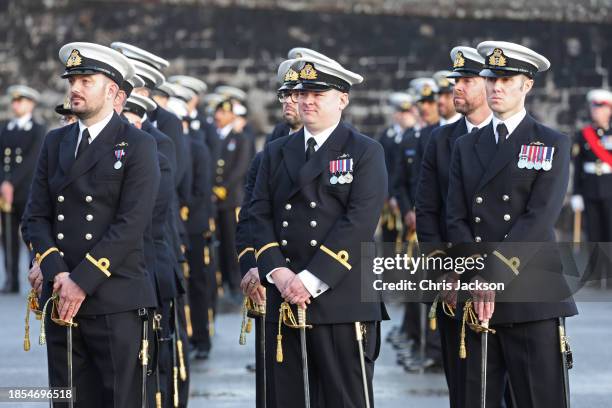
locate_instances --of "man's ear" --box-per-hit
[522,76,534,93]
[339,92,350,110]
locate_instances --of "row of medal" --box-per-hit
[329,158,354,184]
[517,145,554,171]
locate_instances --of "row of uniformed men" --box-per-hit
[14,40,254,407]
[236,39,590,407]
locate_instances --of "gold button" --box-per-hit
[86,214,93,221]
[285,204,292,210]
[282,221,288,227]
[310,220,317,228]
[310,201,317,208]
[85,195,93,203]
[475,197,483,204]
[3,165,9,172]
[216,168,224,175]
[60,251,64,257]
[281,240,287,246]
[15,148,21,155]
[215,176,222,183]
[4,148,10,155]
[474,217,481,223]
[503,214,511,221]
[310,240,317,247]
[502,195,510,202]
[475,236,482,242]
[217,159,225,166]
[85,233,93,240]
[57,233,64,240]
[15,156,22,164]
[57,195,64,203]
[285,258,291,263]
[4,157,10,164]
[57,214,64,221]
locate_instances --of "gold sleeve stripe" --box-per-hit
[85,253,111,277]
[238,247,255,261]
[255,242,279,260]
[36,247,60,265]
[492,251,520,275]
[319,245,352,270]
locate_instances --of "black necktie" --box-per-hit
[496,123,508,148]
[77,129,90,159]
[471,126,479,134]
[306,137,317,161]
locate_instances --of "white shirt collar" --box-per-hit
[465,113,493,134]
[141,113,148,123]
[304,122,339,152]
[439,112,462,126]
[218,123,233,139]
[14,113,32,129]
[78,110,115,142]
[492,109,526,142]
[189,109,197,119]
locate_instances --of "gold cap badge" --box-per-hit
[284,68,299,82]
[453,51,465,68]
[66,49,83,68]
[299,63,318,80]
[488,48,507,67]
[421,85,433,97]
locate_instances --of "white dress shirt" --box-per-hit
[439,112,462,126]
[267,121,340,298]
[465,113,494,134]
[492,109,526,143]
[75,110,114,157]
[218,123,233,139]
[8,113,32,130]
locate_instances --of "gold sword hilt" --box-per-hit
[297,307,306,327]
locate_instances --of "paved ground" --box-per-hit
[1,286,611,407]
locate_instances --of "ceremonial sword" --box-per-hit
[297,306,310,408]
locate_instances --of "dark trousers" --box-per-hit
[401,302,421,343]
[1,204,23,291]
[147,301,173,408]
[46,309,144,408]
[216,208,240,291]
[186,233,215,351]
[463,318,565,408]
[165,297,190,408]
[266,321,380,408]
[438,311,465,408]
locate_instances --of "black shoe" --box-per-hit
[245,363,256,373]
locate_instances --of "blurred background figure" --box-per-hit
[0,85,45,293]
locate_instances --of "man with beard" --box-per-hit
[415,46,492,403]
[25,42,159,407]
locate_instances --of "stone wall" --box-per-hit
[1,0,611,136]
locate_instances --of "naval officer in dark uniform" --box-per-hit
[250,54,387,407]
[571,89,612,287]
[25,42,159,407]
[415,46,492,405]
[0,85,45,293]
[446,41,577,408]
